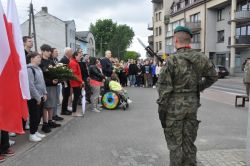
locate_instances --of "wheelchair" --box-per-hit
[100,79,129,110]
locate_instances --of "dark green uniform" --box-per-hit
[157,48,218,166]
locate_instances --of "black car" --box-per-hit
[215,65,229,78]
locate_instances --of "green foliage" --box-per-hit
[123,51,140,61]
[89,19,134,58]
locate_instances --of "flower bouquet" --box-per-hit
[47,63,78,82]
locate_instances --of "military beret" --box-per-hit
[174,26,193,38]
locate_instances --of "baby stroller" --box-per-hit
[100,79,129,110]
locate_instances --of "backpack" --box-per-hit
[27,66,36,80]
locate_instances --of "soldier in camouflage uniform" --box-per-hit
[157,26,218,166]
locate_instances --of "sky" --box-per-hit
[2,0,153,58]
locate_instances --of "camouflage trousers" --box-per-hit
[163,113,200,166]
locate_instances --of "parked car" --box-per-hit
[215,65,229,78]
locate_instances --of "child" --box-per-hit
[109,74,132,104]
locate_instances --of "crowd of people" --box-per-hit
[0,35,163,162]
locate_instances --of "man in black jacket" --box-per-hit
[100,50,113,78]
[60,47,73,115]
[78,53,91,103]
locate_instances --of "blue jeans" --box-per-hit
[129,75,136,86]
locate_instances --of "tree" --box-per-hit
[123,51,140,61]
[89,19,134,58]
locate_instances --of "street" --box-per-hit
[1,77,248,166]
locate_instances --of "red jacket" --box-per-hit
[69,58,83,87]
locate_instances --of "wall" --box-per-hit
[21,11,66,58]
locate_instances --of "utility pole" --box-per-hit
[28,1,37,51]
[28,2,31,36]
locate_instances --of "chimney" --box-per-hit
[41,7,48,13]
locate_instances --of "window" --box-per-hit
[174,5,178,12]
[238,1,250,11]
[177,3,181,10]
[217,9,224,21]
[155,27,158,36]
[241,26,247,35]
[159,26,162,36]
[159,12,161,21]
[236,25,250,36]
[190,13,200,22]
[236,27,241,36]
[166,38,172,45]
[159,41,162,50]
[192,33,200,43]
[168,24,172,32]
[181,2,185,8]
[156,42,159,51]
[185,0,189,6]
[180,19,184,26]
[156,13,158,22]
[217,30,224,42]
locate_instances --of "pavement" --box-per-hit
[1,76,250,166]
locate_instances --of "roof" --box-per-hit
[76,31,90,38]
[21,8,74,26]
[75,32,88,43]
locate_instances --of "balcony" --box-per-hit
[228,36,250,48]
[148,35,154,44]
[185,21,201,32]
[148,23,153,31]
[164,15,170,25]
[234,10,250,23]
[191,42,201,50]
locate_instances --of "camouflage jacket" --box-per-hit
[157,48,218,106]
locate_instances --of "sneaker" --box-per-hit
[2,148,15,157]
[127,99,133,104]
[61,110,72,115]
[35,132,46,138]
[48,121,61,128]
[0,155,5,162]
[91,108,101,113]
[52,115,64,121]
[9,132,16,137]
[9,139,15,146]
[29,134,42,142]
[41,123,51,133]
[67,106,72,111]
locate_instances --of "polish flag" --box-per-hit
[0,0,29,134]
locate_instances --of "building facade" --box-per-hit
[75,31,96,57]
[21,7,76,58]
[148,0,173,56]
[149,0,250,74]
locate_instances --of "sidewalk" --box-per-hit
[198,149,246,166]
[0,109,76,166]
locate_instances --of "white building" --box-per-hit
[21,7,76,57]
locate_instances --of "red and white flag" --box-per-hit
[0,0,29,134]
[7,0,30,100]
